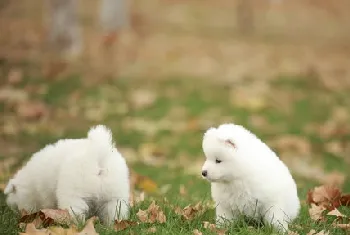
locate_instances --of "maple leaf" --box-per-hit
[340,194,350,207]
[40,209,71,225]
[307,185,342,210]
[114,220,138,232]
[20,209,71,227]
[308,204,326,221]
[176,202,205,220]
[136,209,148,223]
[136,201,166,224]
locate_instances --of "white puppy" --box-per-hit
[4,125,130,225]
[201,123,300,232]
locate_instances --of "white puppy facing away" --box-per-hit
[4,125,130,225]
[201,123,300,232]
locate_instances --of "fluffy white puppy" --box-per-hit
[201,123,300,232]
[4,125,130,225]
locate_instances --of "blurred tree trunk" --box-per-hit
[46,0,82,60]
[236,0,255,35]
[99,0,129,48]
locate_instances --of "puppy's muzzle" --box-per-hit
[201,170,207,177]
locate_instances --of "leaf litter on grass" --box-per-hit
[307,185,350,231]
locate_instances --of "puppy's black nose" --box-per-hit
[202,170,207,177]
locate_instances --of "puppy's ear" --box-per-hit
[225,139,236,148]
[4,181,16,195]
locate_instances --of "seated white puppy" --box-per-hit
[4,125,130,225]
[201,123,300,232]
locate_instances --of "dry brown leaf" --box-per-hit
[176,202,205,220]
[114,220,138,232]
[139,143,167,167]
[193,229,202,235]
[130,170,158,194]
[307,185,342,209]
[47,226,79,235]
[179,184,187,196]
[20,209,71,227]
[307,230,330,235]
[136,201,166,224]
[288,231,300,235]
[0,87,28,104]
[322,172,346,187]
[327,208,346,218]
[147,227,157,233]
[272,135,311,156]
[203,221,216,230]
[340,194,350,207]
[19,223,48,235]
[77,217,99,235]
[40,209,71,225]
[333,223,350,229]
[308,204,326,221]
[16,101,48,120]
[129,89,157,110]
[136,209,148,223]
[7,68,23,84]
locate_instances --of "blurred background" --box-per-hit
[1,0,350,204]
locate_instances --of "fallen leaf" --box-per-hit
[47,226,79,235]
[179,184,187,196]
[40,209,71,225]
[340,194,350,207]
[193,229,202,235]
[271,135,311,156]
[136,209,148,223]
[16,101,49,120]
[288,231,300,235]
[114,220,138,232]
[322,172,346,187]
[147,227,157,233]
[130,170,158,194]
[139,143,167,167]
[0,87,28,104]
[333,223,350,229]
[20,209,71,227]
[176,202,205,220]
[307,185,342,210]
[136,201,166,224]
[78,217,98,235]
[7,68,23,84]
[129,89,157,110]
[308,204,326,221]
[19,223,47,235]
[327,208,346,218]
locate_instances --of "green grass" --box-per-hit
[0,74,349,234]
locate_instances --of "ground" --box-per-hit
[0,0,350,234]
[0,73,349,235]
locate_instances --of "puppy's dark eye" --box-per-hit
[215,159,222,164]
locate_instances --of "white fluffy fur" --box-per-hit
[4,125,130,225]
[201,123,300,232]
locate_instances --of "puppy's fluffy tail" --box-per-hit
[87,125,115,165]
[88,125,113,147]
